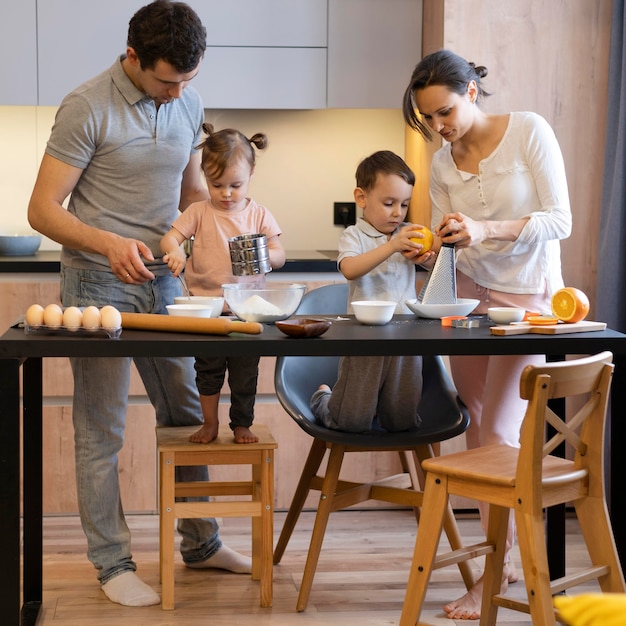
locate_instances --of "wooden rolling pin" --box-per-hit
[121,312,263,335]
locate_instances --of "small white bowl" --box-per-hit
[351,300,396,325]
[166,304,221,318]
[488,307,526,325]
[173,296,224,317]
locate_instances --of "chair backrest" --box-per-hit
[516,351,614,496]
[275,284,469,446]
[296,283,348,316]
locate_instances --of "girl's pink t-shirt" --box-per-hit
[171,198,282,296]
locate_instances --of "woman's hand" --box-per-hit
[435,212,487,249]
[436,212,529,247]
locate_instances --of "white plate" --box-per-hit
[405,298,480,319]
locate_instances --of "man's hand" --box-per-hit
[106,237,156,283]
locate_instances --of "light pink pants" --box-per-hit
[450,272,550,565]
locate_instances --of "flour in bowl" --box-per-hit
[240,295,284,317]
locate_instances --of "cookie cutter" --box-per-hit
[451,317,481,328]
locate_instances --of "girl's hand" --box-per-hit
[435,212,487,249]
[162,248,187,276]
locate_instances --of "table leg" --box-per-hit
[22,357,43,625]
[0,358,23,626]
[609,353,626,567]
[545,361,566,580]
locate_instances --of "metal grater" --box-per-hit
[418,242,457,304]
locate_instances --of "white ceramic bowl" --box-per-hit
[222,283,306,322]
[405,298,480,319]
[488,306,526,325]
[351,300,396,325]
[0,233,42,256]
[166,304,220,318]
[173,295,224,317]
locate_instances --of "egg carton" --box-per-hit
[23,322,122,339]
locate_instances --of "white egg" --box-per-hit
[25,303,45,327]
[100,305,122,330]
[62,306,83,330]
[82,305,102,329]
[43,303,64,328]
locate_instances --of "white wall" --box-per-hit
[0,106,406,252]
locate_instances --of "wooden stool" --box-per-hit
[157,423,277,610]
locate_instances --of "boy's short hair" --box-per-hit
[355,150,415,191]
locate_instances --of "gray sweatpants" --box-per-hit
[310,355,423,433]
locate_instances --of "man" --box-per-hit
[28,1,251,607]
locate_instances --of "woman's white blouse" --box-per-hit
[430,111,572,294]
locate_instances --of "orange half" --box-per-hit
[551,287,590,323]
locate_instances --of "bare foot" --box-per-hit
[443,562,518,620]
[234,426,258,444]
[189,422,218,443]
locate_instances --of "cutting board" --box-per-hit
[121,312,263,335]
[490,320,606,336]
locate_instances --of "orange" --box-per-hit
[410,227,434,253]
[551,287,590,323]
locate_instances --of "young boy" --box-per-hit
[310,150,434,432]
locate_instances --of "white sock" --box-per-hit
[101,571,160,607]
[185,544,252,573]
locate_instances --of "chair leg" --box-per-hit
[414,445,475,591]
[252,448,274,607]
[479,504,509,626]
[514,509,557,626]
[399,471,449,626]
[296,443,346,612]
[575,496,626,592]
[274,438,327,564]
[159,449,176,610]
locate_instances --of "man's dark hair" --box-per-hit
[128,0,206,72]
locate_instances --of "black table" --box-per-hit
[2,315,625,626]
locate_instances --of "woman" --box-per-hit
[402,49,572,620]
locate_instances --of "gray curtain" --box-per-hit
[597,0,626,331]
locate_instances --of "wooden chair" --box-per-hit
[157,424,277,610]
[400,350,625,626]
[273,284,474,611]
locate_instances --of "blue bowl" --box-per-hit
[0,234,42,256]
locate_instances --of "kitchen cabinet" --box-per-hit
[36,0,327,108]
[32,0,420,109]
[193,0,327,109]
[327,0,423,108]
[37,0,147,106]
[0,0,37,104]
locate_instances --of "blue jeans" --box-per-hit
[61,266,222,584]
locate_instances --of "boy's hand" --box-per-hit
[395,223,432,254]
[163,248,187,276]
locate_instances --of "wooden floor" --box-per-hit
[35,509,598,625]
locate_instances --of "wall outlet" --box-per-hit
[333,202,356,227]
